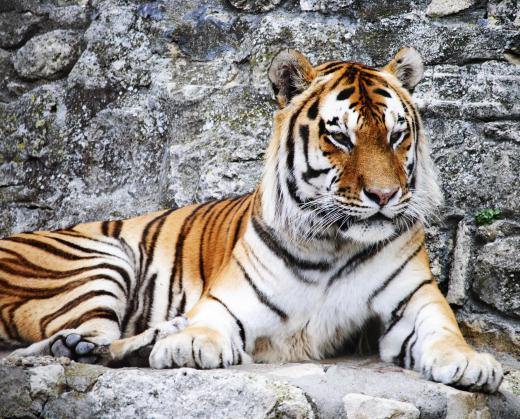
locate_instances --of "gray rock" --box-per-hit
[343,393,420,419]
[229,0,283,13]
[0,0,519,376]
[12,29,83,80]
[447,220,472,306]
[473,237,520,318]
[0,358,316,419]
[426,0,476,17]
[300,0,355,12]
[476,219,520,243]
[457,309,520,361]
[0,11,43,49]
[2,356,520,419]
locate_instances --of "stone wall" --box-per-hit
[0,0,519,364]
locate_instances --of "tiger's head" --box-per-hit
[261,48,443,245]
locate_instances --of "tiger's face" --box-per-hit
[265,48,442,244]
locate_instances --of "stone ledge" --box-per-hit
[1,356,519,419]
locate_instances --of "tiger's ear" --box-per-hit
[268,49,317,108]
[382,47,424,91]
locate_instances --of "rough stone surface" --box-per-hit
[473,236,520,318]
[343,393,420,419]
[229,0,283,13]
[447,220,472,305]
[0,11,44,49]
[426,0,476,17]
[12,29,83,80]
[1,356,519,419]
[0,0,520,414]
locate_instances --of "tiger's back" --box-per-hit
[0,193,253,348]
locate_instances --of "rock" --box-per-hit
[487,0,519,27]
[447,220,472,306]
[29,364,66,399]
[0,11,43,49]
[343,393,420,419]
[0,357,316,419]
[483,122,520,144]
[12,29,83,80]
[458,310,520,359]
[2,357,520,419]
[228,0,283,13]
[47,5,92,28]
[300,0,355,12]
[444,387,491,419]
[476,219,520,243]
[473,237,520,318]
[426,0,476,17]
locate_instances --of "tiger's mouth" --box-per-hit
[366,212,393,223]
[336,211,397,243]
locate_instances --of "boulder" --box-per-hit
[343,393,420,419]
[12,29,83,80]
[473,237,520,318]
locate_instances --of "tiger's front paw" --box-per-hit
[149,326,235,369]
[421,346,503,393]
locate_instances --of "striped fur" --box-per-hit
[2,48,502,392]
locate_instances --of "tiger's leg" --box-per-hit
[148,297,253,370]
[378,281,503,393]
[109,316,188,362]
[10,318,122,365]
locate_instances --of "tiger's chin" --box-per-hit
[339,218,396,244]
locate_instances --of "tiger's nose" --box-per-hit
[364,187,399,206]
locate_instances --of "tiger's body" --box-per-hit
[2,48,502,392]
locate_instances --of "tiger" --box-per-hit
[2,47,502,393]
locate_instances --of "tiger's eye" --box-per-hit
[390,131,403,147]
[329,132,353,150]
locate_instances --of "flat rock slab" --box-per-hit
[1,356,519,419]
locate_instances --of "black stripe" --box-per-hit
[112,220,123,238]
[235,258,288,321]
[101,221,110,236]
[286,103,307,206]
[122,215,160,330]
[327,234,401,288]
[373,88,391,98]
[208,294,246,351]
[3,236,98,261]
[252,216,331,273]
[0,256,131,296]
[300,123,331,183]
[395,328,415,367]
[177,291,186,315]
[166,202,216,317]
[322,65,345,75]
[320,61,344,70]
[231,211,246,248]
[38,235,124,261]
[52,308,120,335]
[199,200,234,289]
[368,243,424,303]
[307,99,319,120]
[136,273,157,333]
[329,66,356,90]
[394,302,437,367]
[337,86,354,101]
[223,195,250,246]
[381,278,434,339]
[39,290,118,335]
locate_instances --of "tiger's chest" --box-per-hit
[247,226,421,362]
